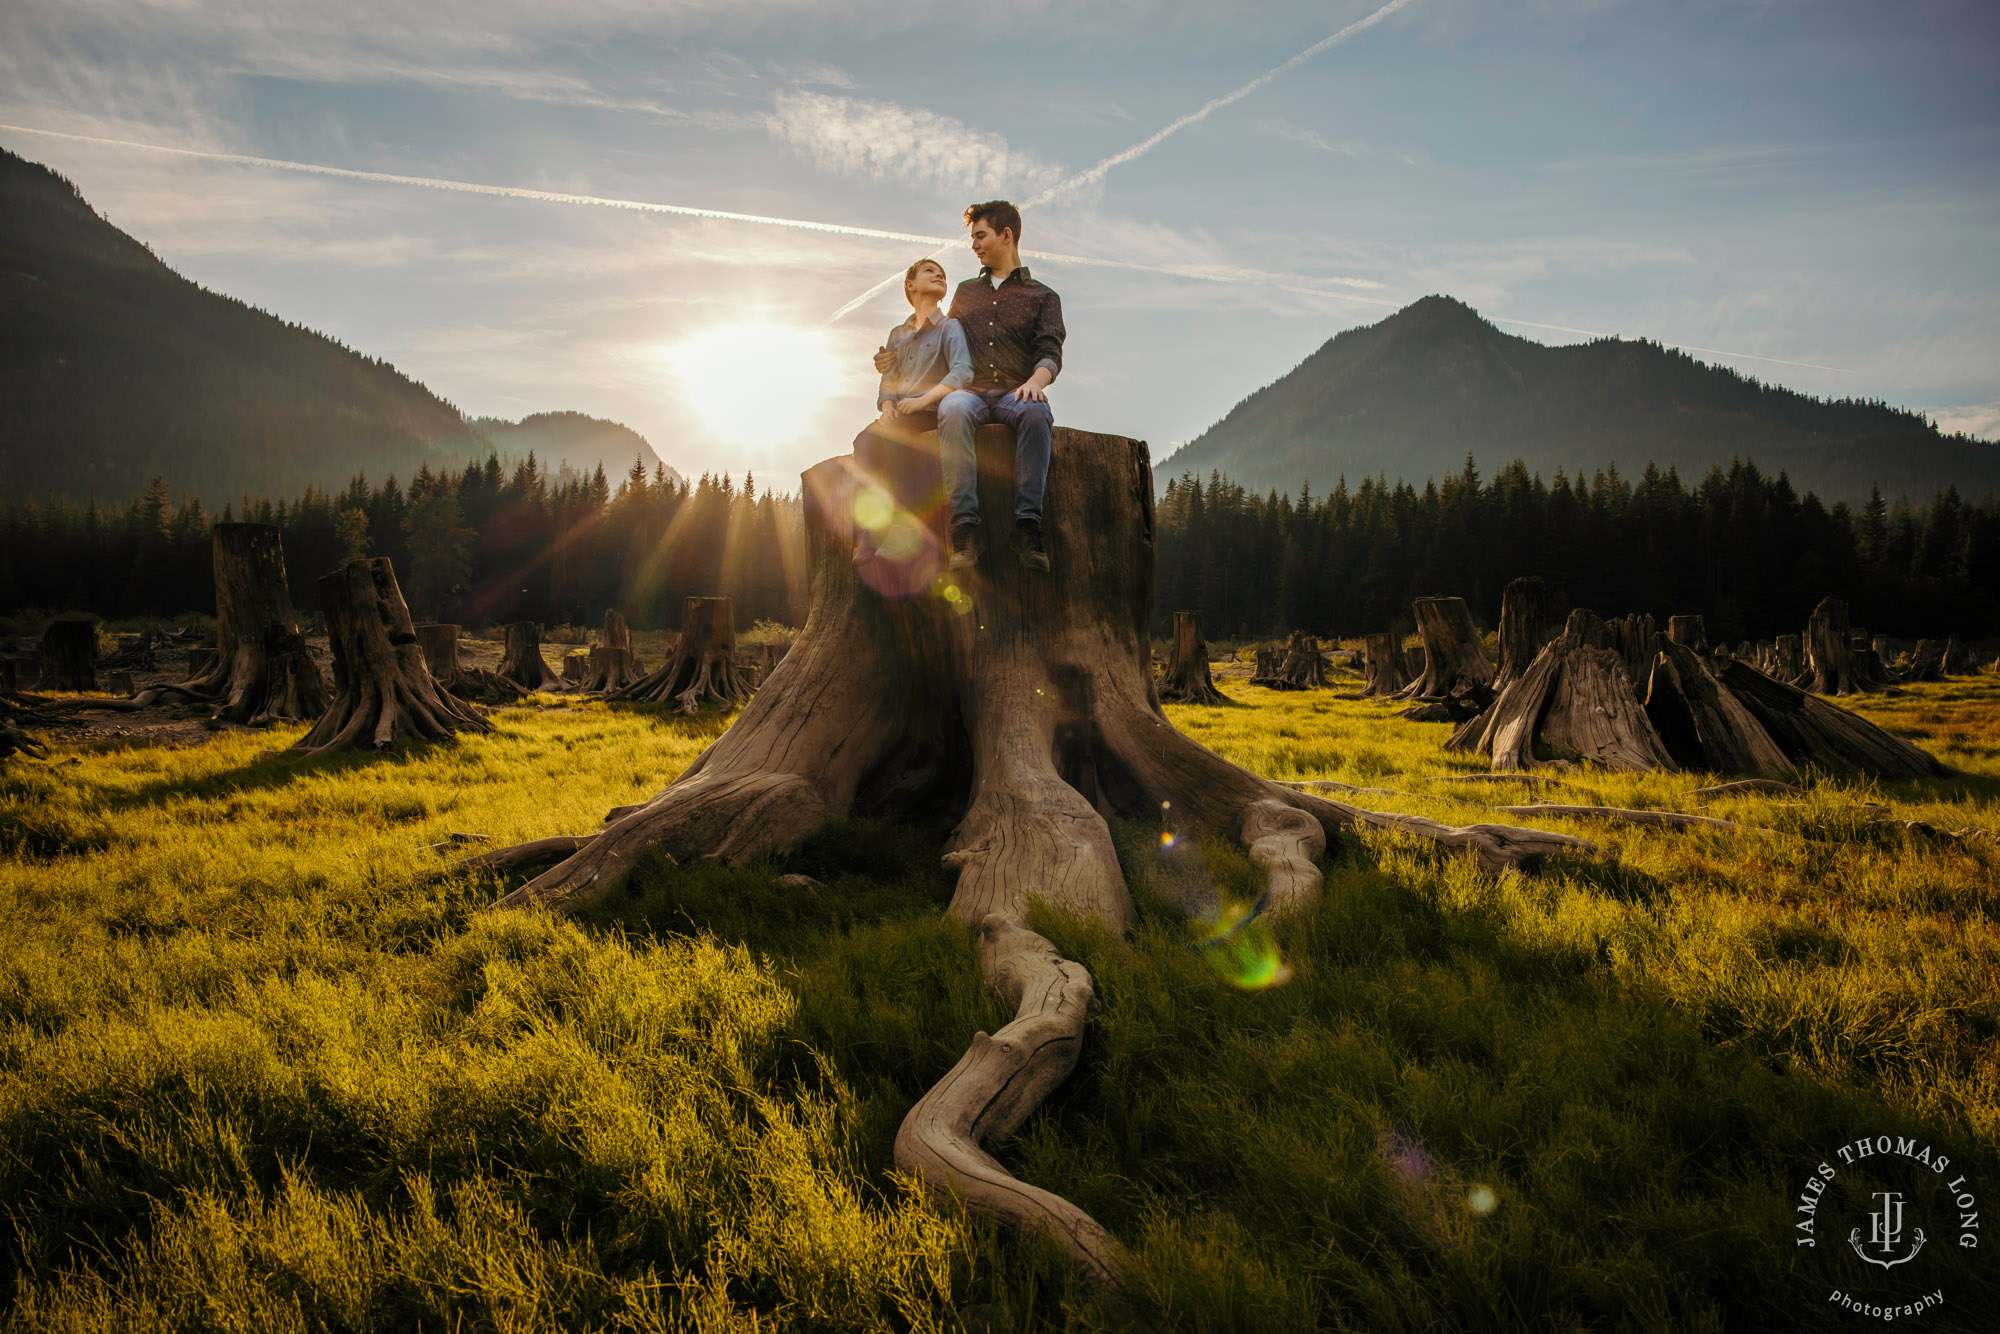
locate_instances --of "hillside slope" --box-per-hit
[472,412,678,488]
[0,148,487,502]
[1158,296,2000,504]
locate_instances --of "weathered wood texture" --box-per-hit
[1803,596,1872,695]
[1494,576,1545,690]
[497,621,563,692]
[1157,610,1228,705]
[1719,661,1950,779]
[480,427,1599,1283]
[581,609,640,693]
[416,623,521,703]
[1394,597,1495,701]
[610,597,755,713]
[1447,609,1676,772]
[1359,632,1410,698]
[1643,638,1790,778]
[133,524,327,723]
[1667,615,1708,652]
[292,559,491,755]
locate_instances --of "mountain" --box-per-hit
[471,412,680,488]
[0,148,492,503]
[1157,296,2000,505]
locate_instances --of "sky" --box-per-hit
[2,0,1997,491]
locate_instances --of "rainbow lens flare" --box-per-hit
[1190,898,1293,990]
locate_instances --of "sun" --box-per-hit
[666,321,849,458]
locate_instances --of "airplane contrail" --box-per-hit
[0,122,953,247]
[0,121,1850,375]
[1028,0,1421,209]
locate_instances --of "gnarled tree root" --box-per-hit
[894,915,1124,1285]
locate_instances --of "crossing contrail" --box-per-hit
[1028,0,1421,209]
[0,120,1851,375]
[828,0,1422,320]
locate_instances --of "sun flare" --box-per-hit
[666,321,848,458]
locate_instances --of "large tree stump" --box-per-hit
[292,559,491,756]
[1642,639,1791,778]
[1943,636,1973,676]
[1446,609,1677,772]
[1393,597,1494,707]
[1359,633,1412,698]
[1718,662,1949,779]
[133,524,328,724]
[497,622,563,693]
[610,597,755,714]
[1667,615,1708,653]
[417,623,521,703]
[478,427,1597,1284]
[581,610,641,693]
[1774,634,1806,684]
[1256,630,1330,691]
[1903,640,1946,683]
[1157,610,1228,705]
[37,619,98,692]
[1802,597,1873,695]
[1494,577,1545,690]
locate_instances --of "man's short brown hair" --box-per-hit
[963,199,1022,242]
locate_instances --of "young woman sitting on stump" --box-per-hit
[851,258,972,569]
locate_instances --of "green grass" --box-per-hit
[3,677,1999,1330]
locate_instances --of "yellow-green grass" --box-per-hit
[3,678,1999,1331]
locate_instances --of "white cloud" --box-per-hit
[767,89,1063,197]
[1920,402,2000,441]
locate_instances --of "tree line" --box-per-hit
[0,454,806,632]
[4,450,1997,644]
[1155,457,2000,643]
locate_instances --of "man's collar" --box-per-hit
[976,265,1032,283]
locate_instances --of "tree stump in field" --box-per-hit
[1446,609,1675,772]
[38,619,98,692]
[1849,635,1892,690]
[1157,610,1228,704]
[1802,597,1873,695]
[1494,577,1545,690]
[0,657,17,698]
[476,426,1598,1286]
[1667,615,1708,653]
[610,597,755,713]
[579,610,640,693]
[1872,635,1894,665]
[1944,636,1973,675]
[291,559,491,756]
[497,621,563,692]
[562,652,589,685]
[1393,598,1494,712]
[1904,639,1946,683]
[1642,639,1790,777]
[1773,634,1805,684]
[417,623,521,703]
[132,524,328,724]
[1718,662,1949,779]
[1260,630,1330,691]
[1349,633,1409,698]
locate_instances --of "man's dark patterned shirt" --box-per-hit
[946,266,1066,394]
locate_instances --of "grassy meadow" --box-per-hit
[3,670,1999,1331]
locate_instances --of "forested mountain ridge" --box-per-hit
[473,412,677,488]
[1158,296,2000,505]
[5,148,503,501]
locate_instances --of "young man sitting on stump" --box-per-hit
[877,199,1066,573]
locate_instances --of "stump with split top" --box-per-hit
[1157,609,1228,705]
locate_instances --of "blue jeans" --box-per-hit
[937,389,1053,527]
